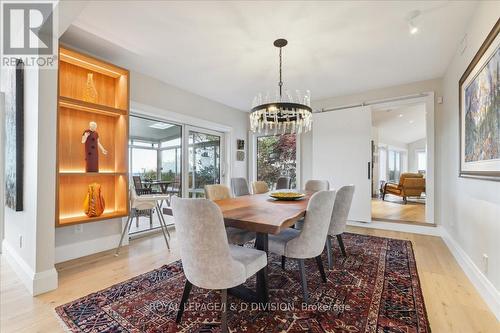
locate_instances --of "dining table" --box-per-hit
[213,191,312,304]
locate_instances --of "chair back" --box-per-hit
[132,176,143,190]
[304,180,330,192]
[130,186,156,210]
[398,173,423,185]
[172,197,246,289]
[231,178,250,197]
[286,190,336,258]
[276,177,291,190]
[204,184,232,201]
[328,185,355,236]
[252,181,269,194]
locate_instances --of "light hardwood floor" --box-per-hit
[372,197,427,223]
[1,227,499,333]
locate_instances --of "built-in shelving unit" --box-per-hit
[56,46,129,227]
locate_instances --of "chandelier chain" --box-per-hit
[279,46,283,100]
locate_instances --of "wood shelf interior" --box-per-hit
[59,47,128,111]
[58,106,127,173]
[58,174,128,226]
[57,46,129,227]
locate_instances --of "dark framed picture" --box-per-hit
[1,59,24,210]
[459,19,500,181]
[237,139,245,150]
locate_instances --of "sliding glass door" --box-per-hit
[186,128,223,198]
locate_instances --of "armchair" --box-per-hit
[383,173,425,204]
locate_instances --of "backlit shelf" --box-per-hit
[59,96,127,117]
[59,171,127,176]
[59,210,128,226]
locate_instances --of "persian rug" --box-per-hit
[56,233,431,332]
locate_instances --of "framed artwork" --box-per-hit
[236,150,245,161]
[237,139,245,150]
[1,59,24,210]
[459,19,500,181]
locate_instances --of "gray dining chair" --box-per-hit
[325,185,355,269]
[304,179,330,191]
[268,190,336,303]
[231,177,250,197]
[172,197,267,333]
[252,181,269,194]
[204,184,256,245]
[276,176,291,190]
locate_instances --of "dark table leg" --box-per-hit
[254,233,269,304]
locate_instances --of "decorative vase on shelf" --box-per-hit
[83,182,105,217]
[83,73,98,103]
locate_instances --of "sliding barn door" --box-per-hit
[312,106,372,222]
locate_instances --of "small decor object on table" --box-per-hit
[1,58,24,211]
[83,73,98,103]
[269,191,305,201]
[459,19,500,181]
[83,182,105,217]
[81,121,108,172]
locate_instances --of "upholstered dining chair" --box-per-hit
[276,176,291,190]
[304,179,330,191]
[252,181,269,194]
[204,184,256,245]
[268,190,336,303]
[325,185,355,269]
[231,177,250,197]
[172,197,267,333]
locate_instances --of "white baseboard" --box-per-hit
[439,226,500,321]
[55,233,124,263]
[2,240,58,295]
[348,220,441,236]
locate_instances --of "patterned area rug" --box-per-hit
[56,233,431,332]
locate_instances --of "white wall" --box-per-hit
[408,138,426,172]
[55,69,249,263]
[437,1,500,305]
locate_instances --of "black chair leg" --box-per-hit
[281,256,286,270]
[337,234,347,257]
[315,255,327,283]
[297,259,308,303]
[176,279,193,323]
[221,289,228,333]
[326,236,334,269]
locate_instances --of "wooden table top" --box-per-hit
[214,192,312,234]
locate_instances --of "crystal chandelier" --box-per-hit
[250,38,312,134]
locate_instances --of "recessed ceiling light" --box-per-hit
[409,120,415,124]
[149,123,174,130]
[399,114,404,117]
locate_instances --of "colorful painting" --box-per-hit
[460,20,500,180]
[0,59,24,210]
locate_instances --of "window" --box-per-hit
[256,134,296,188]
[417,150,426,173]
[388,149,405,181]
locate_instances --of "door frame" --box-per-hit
[182,125,226,198]
[370,92,435,223]
[130,101,234,197]
[248,131,301,190]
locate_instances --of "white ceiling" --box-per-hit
[372,103,426,144]
[63,1,477,111]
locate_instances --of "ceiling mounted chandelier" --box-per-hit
[250,38,312,134]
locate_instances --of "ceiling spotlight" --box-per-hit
[399,113,404,118]
[407,10,421,35]
[409,120,415,124]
